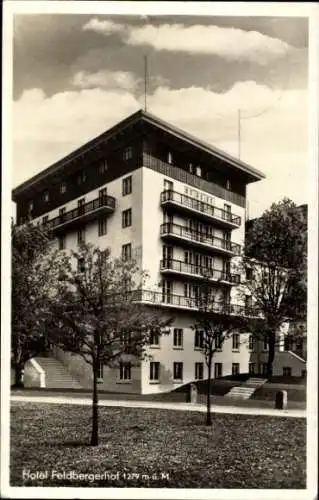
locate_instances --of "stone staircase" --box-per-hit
[225,377,267,400]
[35,357,83,389]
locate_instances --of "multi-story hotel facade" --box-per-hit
[12,110,306,392]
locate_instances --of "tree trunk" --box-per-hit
[13,363,24,388]
[206,359,212,426]
[267,336,275,379]
[91,358,99,446]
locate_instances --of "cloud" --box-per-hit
[72,70,138,91]
[82,19,290,65]
[82,18,125,35]
[13,81,307,217]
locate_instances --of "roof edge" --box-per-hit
[12,108,265,199]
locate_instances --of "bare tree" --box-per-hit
[190,272,252,425]
[48,243,172,446]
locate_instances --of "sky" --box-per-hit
[12,12,309,218]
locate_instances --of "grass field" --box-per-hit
[10,402,306,489]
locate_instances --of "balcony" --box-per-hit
[160,259,240,285]
[160,190,241,229]
[44,195,116,233]
[131,289,260,318]
[160,223,241,256]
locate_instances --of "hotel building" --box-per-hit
[12,110,306,392]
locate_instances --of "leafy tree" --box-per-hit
[242,199,307,377]
[11,220,67,387]
[190,273,253,426]
[48,243,172,446]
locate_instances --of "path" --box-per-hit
[11,394,306,418]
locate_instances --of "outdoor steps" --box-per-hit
[35,357,83,389]
[225,386,256,400]
[224,378,267,400]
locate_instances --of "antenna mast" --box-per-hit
[144,55,148,112]
[238,108,241,159]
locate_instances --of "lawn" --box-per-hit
[10,402,306,489]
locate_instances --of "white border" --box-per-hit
[2,2,318,499]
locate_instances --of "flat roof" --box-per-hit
[12,109,265,200]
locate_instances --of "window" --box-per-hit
[260,363,268,376]
[123,146,133,160]
[189,163,194,174]
[150,362,160,381]
[99,159,108,174]
[195,330,204,349]
[99,188,107,200]
[246,267,253,281]
[284,336,293,351]
[164,179,173,191]
[215,333,222,350]
[226,179,231,190]
[232,363,240,376]
[196,166,202,177]
[283,367,292,377]
[173,328,183,348]
[60,182,67,194]
[119,362,131,381]
[122,243,132,261]
[245,295,253,312]
[248,335,254,350]
[263,337,268,351]
[42,215,48,225]
[120,329,131,348]
[59,207,66,222]
[122,176,132,196]
[97,361,104,380]
[249,363,255,375]
[122,208,132,228]
[43,190,49,203]
[224,204,231,221]
[301,369,307,379]
[167,152,173,164]
[232,333,240,350]
[98,217,107,236]
[195,362,204,380]
[58,234,66,251]
[77,171,86,185]
[77,257,85,273]
[163,245,173,262]
[149,329,160,346]
[173,362,183,381]
[78,198,85,215]
[77,227,86,245]
[28,200,34,212]
[162,280,172,303]
[214,363,223,378]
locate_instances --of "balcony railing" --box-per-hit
[160,222,241,256]
[160,259,240,284]
[44,195,116,232]
[131,289,260,317]
[160,190,241,228]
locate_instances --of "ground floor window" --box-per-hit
[248,362,255,375]
[195,362,204,380]
[119,362,131,381]
[173,362,183,381]
[150,362,160,381]
[232,363,240,376]
[283,366,292,377]
[214,362,223,378]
